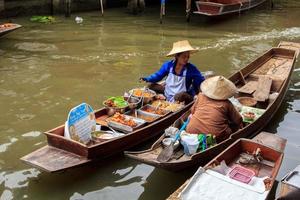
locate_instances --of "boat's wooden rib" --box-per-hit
[0,23,22,37]
[21,94,193,172]
[167,131,286,200]
[125,42,299,171]
[193,0,267,17]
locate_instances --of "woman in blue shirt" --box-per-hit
[140,40,205,104]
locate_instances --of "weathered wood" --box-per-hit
[193,0,267,17]
[238,80,258,94]
[252,131,286,152]
[0,0,4,12]
[21,146,90,172]
[238,71,246,85]
[64,0,71,17]
[167,133,285,200]
[125,44,297,171]
[278,41,300,58]
[253,75,272,102]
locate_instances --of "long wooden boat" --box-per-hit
[0,23,22,37]
[21,89,194,172]
[167,131,286,200]
[193,0,267,17]
[125,42,300,171]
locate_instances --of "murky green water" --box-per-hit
[0,0,300,199]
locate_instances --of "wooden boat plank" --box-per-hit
[252,131,287,153]
[253,75,272,101]
[21,145,91,173]
[238,80,258,94]
[278,41,300,58]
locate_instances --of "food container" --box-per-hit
[125,96,141,110]
[229,165,255,184]
[139,105,171,117]
[125,109,160,123]
[91,131,115,142]
[128,88,156,104]
[162,137,180,150]
[237,97,257,107]
[103,97,129,116]
[106,114,146,133]
[151,100,184,112]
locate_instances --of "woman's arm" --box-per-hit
[143,61,171,83]
[228,102,243,128]
[187,64,205,95]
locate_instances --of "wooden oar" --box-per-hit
[157,118,190,162]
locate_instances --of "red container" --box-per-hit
[229,165,255,184]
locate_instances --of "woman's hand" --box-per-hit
[139,77,147,83]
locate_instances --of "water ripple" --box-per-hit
[0,169,40,189]
[0,138,18,153]
[198,27,300,50]
[15,42,58,52]
[22,131,41,138]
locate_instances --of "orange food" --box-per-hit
[133,89,154,98]
[243,112,256,120]
[110,113,137,127]
[144,107,165,115]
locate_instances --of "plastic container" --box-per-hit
[229,165,255,184]
[181,135,199,156]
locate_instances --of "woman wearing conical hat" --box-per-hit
[186,76,243,142]
[140,40,205,104]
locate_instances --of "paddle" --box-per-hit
[157,118,190,162]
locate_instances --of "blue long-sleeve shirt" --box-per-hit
[144,60,205,96]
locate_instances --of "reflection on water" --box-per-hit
[0,0,300,199]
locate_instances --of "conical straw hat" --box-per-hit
[201,76,237,100]
[166,40,199,57]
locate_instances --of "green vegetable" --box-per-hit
[107,96,128,108]
[30,16,55,23]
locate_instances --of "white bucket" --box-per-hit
[181,135,199,156]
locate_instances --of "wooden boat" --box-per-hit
[193,0,267,17]
[125,42,300,171]
[21,91,193,172]
[0,23,22,37]
[167,131,286,200]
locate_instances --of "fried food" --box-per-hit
[104,96,128,108]
[243,112,256,121]
[132,89,155,98]
[110,113,137,127]
[151,100,183,112]
[144,107,165,115]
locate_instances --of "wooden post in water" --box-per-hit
[65,0,71,17]
[186,0,191,22]
[127,0,145,14]
[160,0,165,24]
[0,0,4,13]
